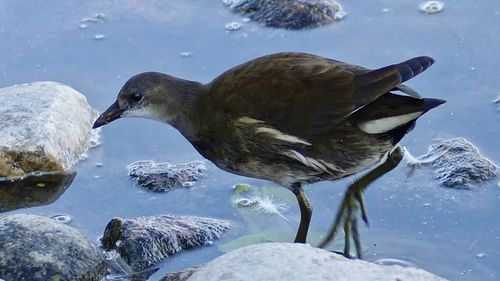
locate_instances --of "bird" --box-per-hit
[93,52,445,258]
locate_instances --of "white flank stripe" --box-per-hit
[236,116,264,125]
[283,150,343,175]
[256,127,311,146]
[358,112,423,134]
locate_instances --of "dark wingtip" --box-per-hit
[396,56,436,83]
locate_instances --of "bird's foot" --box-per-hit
[320,182,368,259]
[318,146,404,259]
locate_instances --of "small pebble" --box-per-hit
[382,8,391,13]
[422,203,431,208]
[493,96,500,104]
[180,52,192,57]
[96,163,103,167]
[94,13,106,20]
[235,197,258,207]
[94,34,105,40]
[419,1,444,14]
[476,253,485,258]
[36,183,45,188]
[81,17,98,24]
[51,214,72,224]
[225,22,242,31]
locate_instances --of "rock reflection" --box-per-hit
[0,171,76,212]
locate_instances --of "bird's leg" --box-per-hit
[318,145,404,258]
[291,182,313,243]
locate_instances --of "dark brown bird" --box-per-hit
[93,52,445,257]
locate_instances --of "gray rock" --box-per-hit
[101,215,230,272]
[0,172,75,212]
[223,0,346,30]
[0,81,99,178]
[127,160,206,192]
[0,214,107,281]
[410,138,497,188]
[162,243,445,281]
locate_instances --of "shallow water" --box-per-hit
[1,1,499,280]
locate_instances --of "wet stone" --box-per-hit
[101,215,230,272]
[0,81,99,178]
[410,138,497,188]
[0,214,107,281]
[223,0,346,30]
[162,243,445,281]
[128,160,206,192]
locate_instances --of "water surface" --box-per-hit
[0,1,499,280]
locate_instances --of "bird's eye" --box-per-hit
[131,93,142,102]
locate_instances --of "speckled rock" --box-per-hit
[223,0,346,29]
[128,160,206,192]
[0,172,75,212]
[0,214,107,281]
[0,81,99,178]
[410,138,497,187]
[101,215,230,272]
[161,243,446,281]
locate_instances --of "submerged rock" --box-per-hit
[0,172,75,212]
[0,214,107,281]
[101,215,230,272]
[223,0,345,29]
[0,81,99,178]
[409,138,497,188]
[161,243,445,281]
[128,160,206,192]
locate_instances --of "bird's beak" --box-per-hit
[92,101,124,129]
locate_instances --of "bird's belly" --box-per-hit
[209,141,392,187]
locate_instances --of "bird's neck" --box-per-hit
[153,75,206,141]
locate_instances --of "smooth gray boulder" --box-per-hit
[0,81,99,178]
[409,138,497,187]
[101,215,230,272]
[161,243,445,281]
[128,160,206,192]
[223,0,346,29]
[0,214,107,281]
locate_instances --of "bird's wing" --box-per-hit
[205,52,433,140]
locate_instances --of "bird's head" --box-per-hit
[92,72,186,129]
